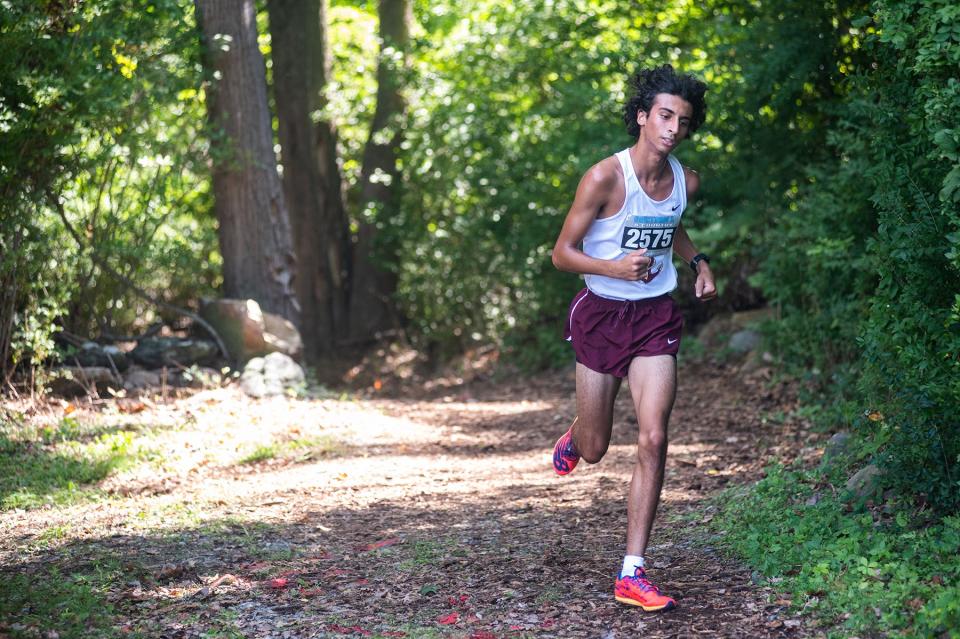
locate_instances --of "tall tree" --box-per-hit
[268,0,350,359]
[348,0,410,340]
[195,0,300,323]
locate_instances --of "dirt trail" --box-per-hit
[2,359,817,638]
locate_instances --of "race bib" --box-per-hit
[620,216,676,253]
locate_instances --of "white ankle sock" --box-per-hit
[621,554,645,578]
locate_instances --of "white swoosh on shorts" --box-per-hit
[667,338,678,345]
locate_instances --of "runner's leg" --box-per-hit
[624,354,677,555]
[571,362,621,463]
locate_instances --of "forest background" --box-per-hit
[2,0,959,634]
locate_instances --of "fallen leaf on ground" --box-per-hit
[358,537,401,552]
[437,612,459,625]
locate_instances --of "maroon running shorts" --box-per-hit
[563,288,683,378]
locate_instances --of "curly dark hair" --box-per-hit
[623,65,707,138]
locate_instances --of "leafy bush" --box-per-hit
[716,463,960,638]
[742,0,959,509]
[0,0,216,380]
[396,0,719,363]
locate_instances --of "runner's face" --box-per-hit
[637,93,694,152]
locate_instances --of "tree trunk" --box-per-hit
[195,0,300,324]
[268,0,350,360]
[349,0,410,341]
[0,229,21,385]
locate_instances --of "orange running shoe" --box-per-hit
[614,567,676,611]
[552,422,580,475]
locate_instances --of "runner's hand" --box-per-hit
[613,249,655,281]
[695,263,717,300]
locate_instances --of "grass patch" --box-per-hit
[237,435,343,465]
[397,539,446,571]
[0,569,119,639]
[239,443,278,464]
[713,463,960,638]
[0,416,154,510]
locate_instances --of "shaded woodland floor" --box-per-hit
[1,355,824,638]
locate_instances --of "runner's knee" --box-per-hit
[636,428,667,456]
[577,434,609,464]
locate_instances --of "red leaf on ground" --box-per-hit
[437,612,460,625]
[299,587,322,597]
[267,578,288,589]
[541,619,555,629]
[358,537,401,552]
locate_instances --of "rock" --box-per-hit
[846,464,884,499]
[728,329,762,353]
[49,366,119,396]
[262,312,303,361]
[200,299,302,363]
[123,368,162,391]
[823,431,852,461]
[71,342,130,372]
[240,352,305,398]
[130,337,219,369]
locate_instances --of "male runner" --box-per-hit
[550,65,716,612]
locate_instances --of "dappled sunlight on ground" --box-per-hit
[1,361,819,637]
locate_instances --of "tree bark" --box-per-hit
[268,0,350,360]
[349,0,410,341]
[195,0,300,325]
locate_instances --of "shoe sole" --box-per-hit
[553,419,578,475]
[614,595,676,611]
[553,452,576,475]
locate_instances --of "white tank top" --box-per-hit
[582,149,687,300]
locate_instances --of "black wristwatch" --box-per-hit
[690,253,710,272]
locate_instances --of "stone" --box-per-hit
[263,351,304,383]
[123,368,162,391]
[49,366,119,396]
[846,464,884,499]
[728,329,762,353]
[823,431,853,461]
[71,342,130,372]
[200,299,302,363]
[262,312,303,361]
[130,337,219,369]
[240,352,305,398]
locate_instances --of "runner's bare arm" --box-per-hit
[552,160,654,281]
[673,167,717,300]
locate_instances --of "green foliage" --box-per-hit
[0,571,119,639]
[0,0,216,379]
[715,464,960,638]
[745,0,960,509]
[850,0,960,511]
[395,0,711,361]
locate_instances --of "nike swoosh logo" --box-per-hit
[667,338,678,345]
[671,204,681,211]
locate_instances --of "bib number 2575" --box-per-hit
[621,227,674,251]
